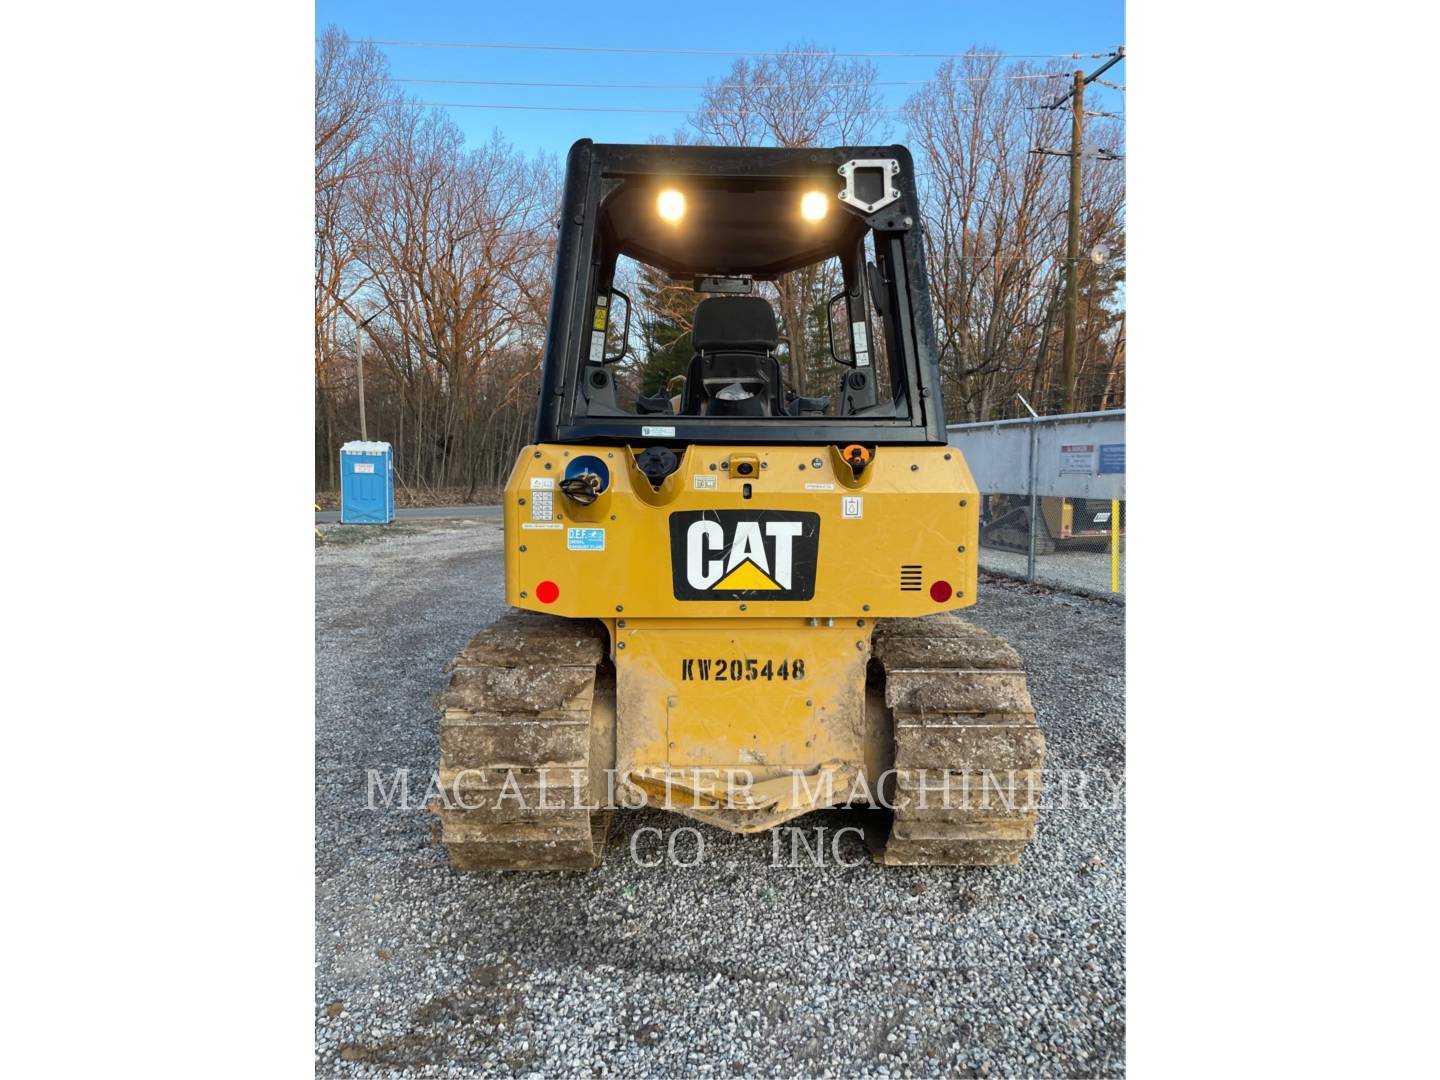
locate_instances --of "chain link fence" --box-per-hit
[948,409,1125,598]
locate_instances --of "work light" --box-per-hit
[657,190,685,223]
[801,191,827,221]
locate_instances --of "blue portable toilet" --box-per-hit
[339,441,395,524]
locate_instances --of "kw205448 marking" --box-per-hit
[681,657,807,682]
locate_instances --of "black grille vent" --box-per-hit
[900,565,923,591]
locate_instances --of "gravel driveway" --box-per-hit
[978,546,1126,598]
[316,519,1126,1077]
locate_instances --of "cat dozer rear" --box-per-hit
[436,141,1045,869]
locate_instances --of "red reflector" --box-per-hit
[929,580,953,603]
[535,580,559,604]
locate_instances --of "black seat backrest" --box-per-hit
[693,296,779,353]
[681,297,786,416]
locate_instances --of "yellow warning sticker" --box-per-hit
[593,306,607,331]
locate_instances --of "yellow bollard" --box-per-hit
[1110,498,1121,593]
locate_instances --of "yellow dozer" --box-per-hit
[435,142,1045,869]
[982,494,1124,554]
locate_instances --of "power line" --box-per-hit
[408,97,1119,118]
[358,39,1118,60]
[390,73,1070,90]
[1043,46,1126,111]
[418,101,919,114]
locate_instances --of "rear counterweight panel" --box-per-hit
[506,443,980,621]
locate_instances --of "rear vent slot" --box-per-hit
[900,565,923,591]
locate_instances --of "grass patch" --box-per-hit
[316,523,421,547]
[315,484,502,511]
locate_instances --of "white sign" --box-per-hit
[530,490,554,521]
[842,496,863,519]
[1059,444,1096,475]
[352,462,375,474]
[852,322,870,367]
[530,476,554,489]
[694,475,717,490]
[641,426,676,438]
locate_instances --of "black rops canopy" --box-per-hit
[534,141,948,449]
[595,149,870,279]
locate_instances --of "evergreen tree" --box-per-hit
[636,264,701,397]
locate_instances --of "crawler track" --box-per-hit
[437,610,1043,870]
[435,611,612,871]
[870,616,1045,865]
[981,505,1056,554]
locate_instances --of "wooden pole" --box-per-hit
[354,314,368,441]
[1061,68,1085,413]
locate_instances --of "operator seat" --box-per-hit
[680,297,786,416]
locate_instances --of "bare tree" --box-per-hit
[314,28,561,497]
[315,27,396,484]
[315,27,392,195]
[352,103,558,494]
[689,46,887,148]
[904,53,1125,418]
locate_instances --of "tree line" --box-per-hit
[315,28,556,496]
[315,28,1125,494]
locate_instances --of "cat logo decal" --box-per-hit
[669,510,820,601]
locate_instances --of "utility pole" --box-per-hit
[354,313,368,441]
[1031,46,1125,413]
[351,300,399,442]
[1061,68,1085,413]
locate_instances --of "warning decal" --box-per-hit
[852,321,870,367]
[1059,444,1096,475]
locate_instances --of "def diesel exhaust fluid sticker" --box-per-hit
[567,528,605,551]
[669,510,820,601]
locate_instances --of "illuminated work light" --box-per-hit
[657,190,685,222]
[800,191,828,221]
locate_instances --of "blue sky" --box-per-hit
[316,0,1125,158]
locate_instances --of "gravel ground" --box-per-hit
[316,520,1125,1078]
[978,546,1126,598]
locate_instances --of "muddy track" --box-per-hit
[872,615,1045,865]
[437,608,1043,869]
[436,611,612,870]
